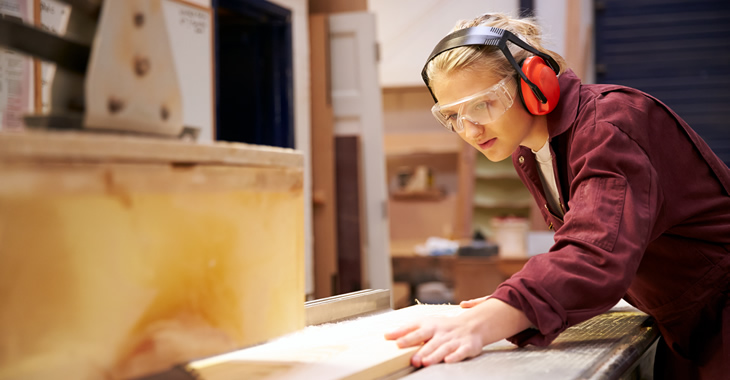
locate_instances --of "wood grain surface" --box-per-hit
[189,304,465,380]
[0,132,305,380]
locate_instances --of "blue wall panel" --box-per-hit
[595,0,730,165]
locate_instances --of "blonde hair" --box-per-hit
[425,13,568,87]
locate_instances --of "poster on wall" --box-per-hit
[39,0,70,113]
[0,0,35,131]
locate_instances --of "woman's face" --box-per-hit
[432,69,547,162]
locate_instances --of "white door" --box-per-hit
[329,12,392,293]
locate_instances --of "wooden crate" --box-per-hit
[0,131,305,380]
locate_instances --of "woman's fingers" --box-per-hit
[444,345,476,363]
[411,334,443,367]
[396,325,434,348]
[384,323,435,348]
[420,339,459,367]
[384,324,419,341]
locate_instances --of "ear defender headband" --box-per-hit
[422,26,560,115]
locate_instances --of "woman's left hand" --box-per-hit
[384,310,486,367]
[384,298,532,368]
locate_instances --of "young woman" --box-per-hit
[384,13,730,379]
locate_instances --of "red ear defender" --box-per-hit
[519,56,560,115]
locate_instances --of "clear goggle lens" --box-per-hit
[431,76,516,133]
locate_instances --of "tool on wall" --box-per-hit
[0,0,199,139]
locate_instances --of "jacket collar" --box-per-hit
[546,69,582,139]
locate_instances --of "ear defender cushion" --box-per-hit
[519,56,560,115]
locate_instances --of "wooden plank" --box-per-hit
[181,305,658,380]
[309,14,339,299]
[187,304,463,380]
[335,136,363,294]
[0,158,305,379]
[0,131,302,168]
[564,0,585,79]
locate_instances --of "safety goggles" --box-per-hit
[431,76,516,133]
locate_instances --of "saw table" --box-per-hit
[142,289,659,380]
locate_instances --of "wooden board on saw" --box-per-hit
[186,304,465,380]
[186,302,656,380]
[0,131,305,380]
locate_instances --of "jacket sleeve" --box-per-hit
[490,118,661,346]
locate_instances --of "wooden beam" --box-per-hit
[308,0,367,14]
[309,14,339,299]
[565,0,587,80]
[0,131,302,168]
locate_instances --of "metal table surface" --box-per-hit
[401,303,658,380]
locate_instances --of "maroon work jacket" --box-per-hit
[490,70,730,377]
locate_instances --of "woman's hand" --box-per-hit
[384,298,532,367]
[384,310,486,367]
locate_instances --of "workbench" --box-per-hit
[143,290,658,380]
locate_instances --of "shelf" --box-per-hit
[391,189,445,201]
[473,200,532,209]
[474,153,518,176]
[384,132,462,156]
[472,152,533,237]
[473,179,531,206]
